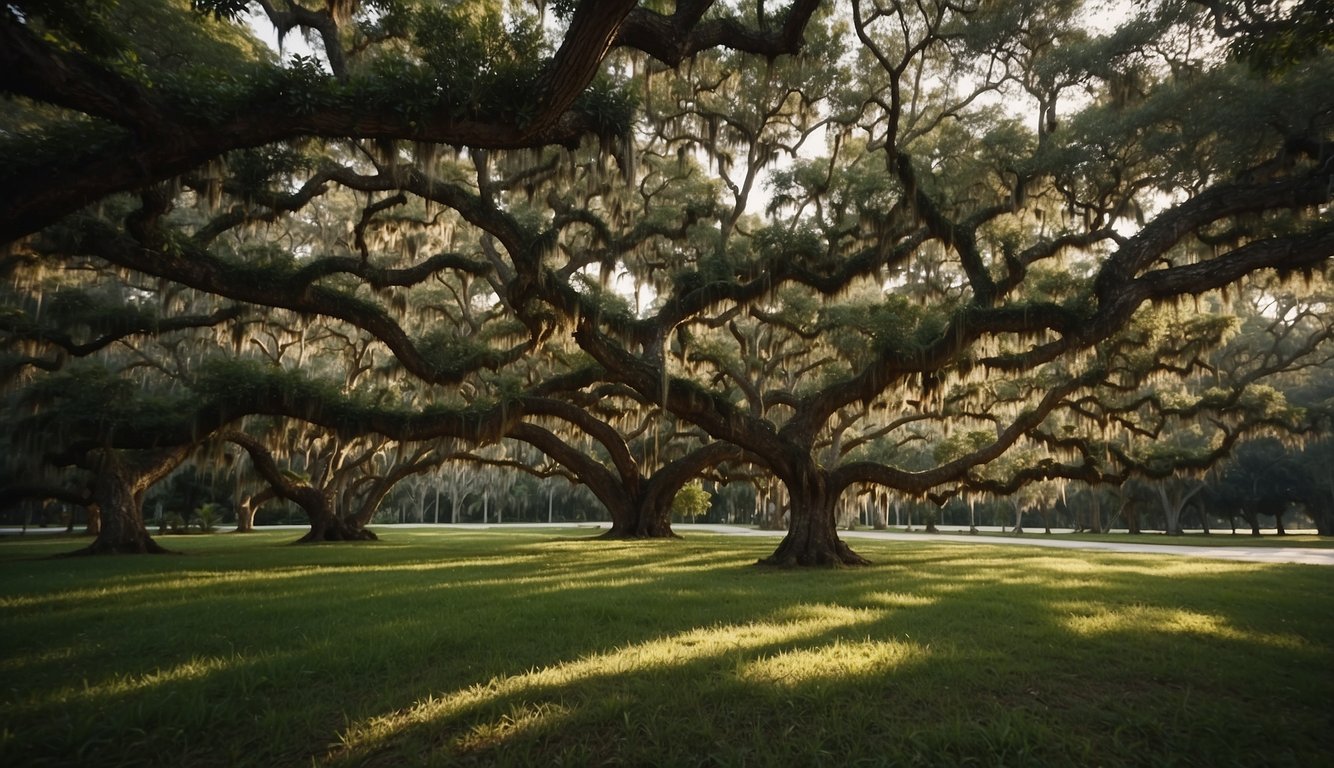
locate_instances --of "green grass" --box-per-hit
[2,529,1330,767]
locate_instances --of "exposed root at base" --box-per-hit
[755,543,872,568]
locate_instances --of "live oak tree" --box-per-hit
[0,244,251,553]
[0,0,823,242]
[566,0,1334,563]
[510,389,744,538]
[13,5,631,546]
[1195,274,1334,534]
[222,426,445,541]
[4,0,1333,564]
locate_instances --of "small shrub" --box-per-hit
[161,511,187,534]
[671,482,712,523]
[193,502,222,533]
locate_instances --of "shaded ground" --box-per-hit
[1,530,1330,767]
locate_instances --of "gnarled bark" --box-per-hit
[64,448,188,556]
[296,497,378,543]
[224,432,377,544]
[758,457,869,567]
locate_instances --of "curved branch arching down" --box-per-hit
[222,430,374,543]
[51,213,525,387]
[0,1,825,245]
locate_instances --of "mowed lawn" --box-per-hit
[1,528,1329,767]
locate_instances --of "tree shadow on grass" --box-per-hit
[318,543,1332,767]
[2,534,1331,768]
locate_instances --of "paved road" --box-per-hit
[680,524,1334,566]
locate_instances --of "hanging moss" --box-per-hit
[575,75,639,138]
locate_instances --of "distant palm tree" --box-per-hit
[193,502,223,533]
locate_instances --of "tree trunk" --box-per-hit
[294,506,378,543]
[599,441,740,540]
[234,495,258,533]
[1310,497,1334,536]
[1089,491,1103,534]
[1156,481,1201,536]
[1315,507,1333,536]
[758,466,868,567]
[65,451,174,556]
[1242,508,1262,535]
[235,499,255,532]
[757,477,786,530]
[600,495,678,539]
[1125,502,1141,534]
[291,489,377,543]
[599,473,676,539]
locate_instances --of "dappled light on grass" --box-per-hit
[2,531,1331,768]
[0,565,397,610]
[331,602,891,762]
[861,590,939,609]
[449,700,574,756]
[738,637,925,688]
[44,653,246,706]
[1059,603,1311,650]
[912,551,1265,595]
[0,552,568,612]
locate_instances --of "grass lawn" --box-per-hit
[1,528,1330,767]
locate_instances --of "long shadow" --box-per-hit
[2,533,1331,768]
[318,543,1334,767]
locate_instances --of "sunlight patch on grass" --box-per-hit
[913,553,1258,593]
[1060,603,1309,649]
[0,567,349,609]
[545,576,656,591]
[429,572,655,594]
[1095,559,1261,578]
[769,601,885,624]
[451,700,574,754]
[1020,556,1108,574]
[94,654,239,696]
[0,645,77,674]
[738,637,926,687]
[862,591,938,609]
[23,653,245,711]
[334,606,882,759]
[0,558,549,611]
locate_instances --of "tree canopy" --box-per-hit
[2,0,1331,560]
